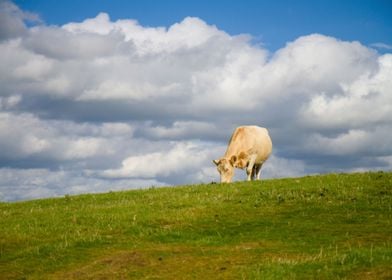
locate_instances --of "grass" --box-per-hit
[0,172,391,279]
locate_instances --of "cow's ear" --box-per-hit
[213,159,220,166]
[230,155,237,166]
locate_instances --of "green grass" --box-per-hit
[1,172,391,279]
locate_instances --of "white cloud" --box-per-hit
[63,14,226,54]
[305,126,392,157]
[301,54,392,129]
[371,42,392,51]
[0,2,391,201]
[102,142,214,179]
[0,168,163,201]
[0,1,40,40]
[0,112,122,161]
[1,12,267,107]
[0,94,21,109]
[262,155,307,178]
[24,25,131,60]
[140,121,220,140]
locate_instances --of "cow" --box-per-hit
[213,125,272,183]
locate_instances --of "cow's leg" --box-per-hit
[254,163,263,180]
[251,164,259,180]
[251,164,258,180]
[251,164,257,181]
[246,154,257,181]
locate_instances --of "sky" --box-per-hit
[1,1,391,201]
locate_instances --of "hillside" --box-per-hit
[0,172,391,279]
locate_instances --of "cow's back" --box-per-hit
[225,126,272,163]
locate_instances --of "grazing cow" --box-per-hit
[213,126,272,183]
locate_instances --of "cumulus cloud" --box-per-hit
[0,2,391,201]
[0,168,162,201]
[0,112,115,162]
[102,142,215,179]
[0,1,40,40]
[301,54,392,129]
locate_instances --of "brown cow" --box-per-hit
[213,126,272,183]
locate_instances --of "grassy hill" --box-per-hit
[1,172,391,279]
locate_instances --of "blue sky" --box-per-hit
[14,0,392,52]
[1,1,392,201]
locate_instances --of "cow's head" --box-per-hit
[213,157,235,183]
